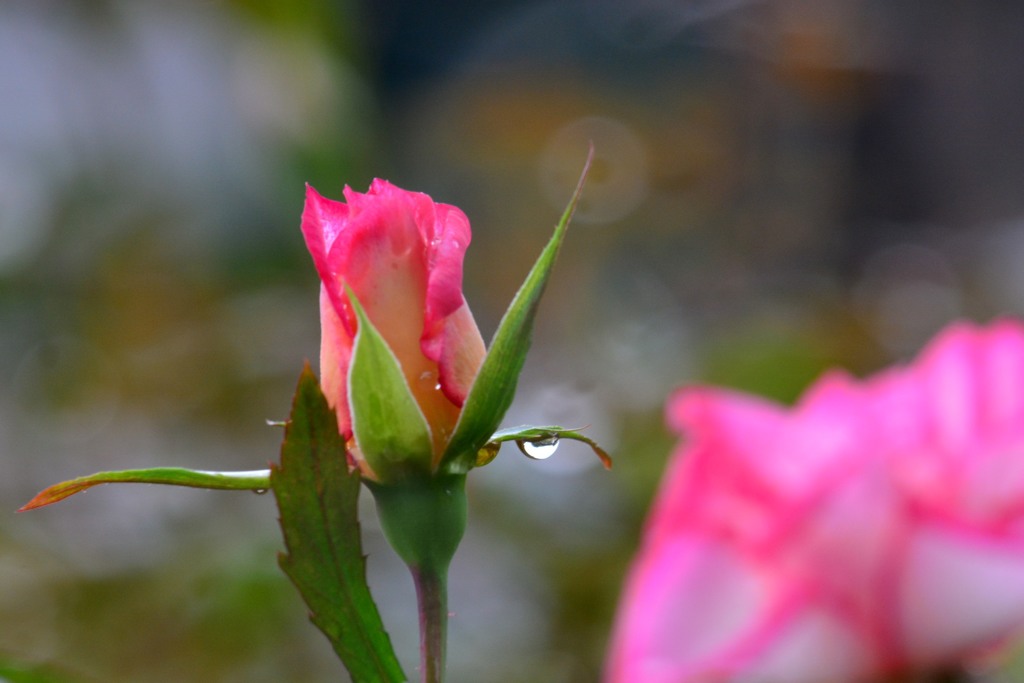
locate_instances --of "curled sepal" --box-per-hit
[440,147,594,475]
[477,425,613,469]
[346,286,435,482]
[18,467,272,512]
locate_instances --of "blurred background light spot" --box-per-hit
[539,116,649,224]
[854,242,963,355]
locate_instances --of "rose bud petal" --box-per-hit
[301,180,486,479]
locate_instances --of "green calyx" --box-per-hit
[366,475,467,575]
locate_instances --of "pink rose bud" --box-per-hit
[608,320,1024,682]
[301,180,486,479]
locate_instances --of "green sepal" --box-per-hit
[272,365,405,683]
[439,148,593,474]
[366,475,467,575]
[19,467,271,511]
[475,425,613,469]
[346,287,434,482]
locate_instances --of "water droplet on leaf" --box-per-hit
[516,437,559,460]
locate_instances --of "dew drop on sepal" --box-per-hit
[516,437,559,460]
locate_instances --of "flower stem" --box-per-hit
[411,566,448,683]
[367,476,466,683]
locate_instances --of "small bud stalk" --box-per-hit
[367,476,467,683]
[411,567,448,683]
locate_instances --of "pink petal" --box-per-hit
[418,201,484,406]
[319,286,353,436]
[430,301,485,406]
[912,323,987,457]
[607,536,774,683]
[608,534,877,683]
[733,605,875,683]
[301,185,352,328]
[976,319,1024,432]
[422,202,474,333]
[900,523,1024,663]
[662,381,874,550]
[655,387,787,545]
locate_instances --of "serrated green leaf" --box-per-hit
[346,287,434,482]
[271,365,406,683]
[477,424,613,469]
[440,148,594,474]
[19,467,271,511]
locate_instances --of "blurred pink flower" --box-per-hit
[608,320,1024,682]
[301,180,486,477]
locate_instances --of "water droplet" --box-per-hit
[253,489,269,495]
[475,442,500,467]
[434,382,442,391]
[516,437,559,460]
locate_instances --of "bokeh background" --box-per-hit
[5,1,1024,681]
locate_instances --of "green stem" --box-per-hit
[411,566,448,683]
[366,475,467,683]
